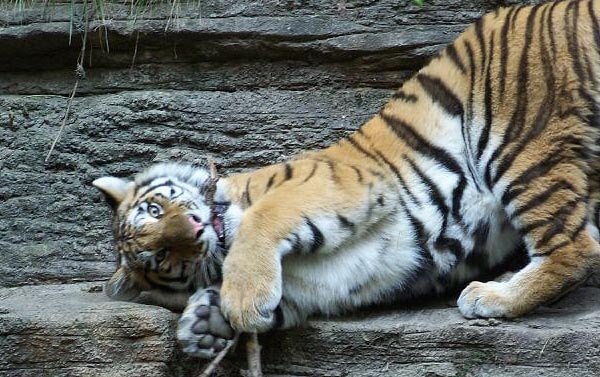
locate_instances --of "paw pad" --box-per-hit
[177,289,235,358]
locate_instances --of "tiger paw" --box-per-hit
[220,272,281,332]
[457,281,516,319]
[177,288,235,358]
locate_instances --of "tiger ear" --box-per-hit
[92,176,134,210]
[104,266,142,301]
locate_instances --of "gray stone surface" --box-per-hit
[2,282,600,377]
[0,282,188,377]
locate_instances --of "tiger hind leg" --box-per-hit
[459,129,600,318]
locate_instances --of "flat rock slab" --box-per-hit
[2,283,600,376]
[0,282,193,377]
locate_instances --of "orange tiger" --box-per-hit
[94,0,600,358]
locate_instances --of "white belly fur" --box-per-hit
[281,187,523,317]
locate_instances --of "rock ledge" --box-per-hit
[2,283,600,376]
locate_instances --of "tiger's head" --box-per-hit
[93,163,240,307]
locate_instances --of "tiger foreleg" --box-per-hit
[219,161,389,332]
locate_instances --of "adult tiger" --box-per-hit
[94,0,600,358]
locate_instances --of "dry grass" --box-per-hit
[1,0,202,31]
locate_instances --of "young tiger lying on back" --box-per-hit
[94,0,600,358]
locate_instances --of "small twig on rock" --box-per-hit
[199,332,240,377]
[245,332,263,377]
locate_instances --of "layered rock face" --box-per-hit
[5,1,599,377]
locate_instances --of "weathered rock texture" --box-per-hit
[2,282,600,377]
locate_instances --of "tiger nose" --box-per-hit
[188,215,205,236]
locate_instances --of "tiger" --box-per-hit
[93,0,600,359]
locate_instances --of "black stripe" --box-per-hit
[405,156,449,227]
[244,178,252,206]
[301,163,318,184]
[532,241,569,257]
[590,0,600,57]
[416,73,464,117]
[434,236,465,260]
[445,43,466,74]
[325,159,340,183]
[485,5,540,188]
[337,214,355,232]
[547,1,560,59]
[519,218,551,236]
[372,149,419,204]
[537,220,567,250]
[288,233,303,254]
[473,17,486,76]
[571,216,588,241]
[463,40,475,128]
[135,181,174,204]
[584,46,598,89]
[535,199,582,248]
[284,163,293,181]
[566,1,585,82]
[461,39,480,191]
[492,4,555,185]
[305,217,324,254]
[405,156,465,260]
[399,196,434,268]
[507,150,565,192]
[477,30,495,160]
[511,180,575,218]
[519,197,580,239]
[451,177,467,221]
[498,6,519,97]
[566,4,599,123]
[357,129,421,203]
[379,112,464,176]
[345,134,386,169]
[265,173,277,193]
[510,4,527,31]
[392,90,418,102]
[351,165,364,183]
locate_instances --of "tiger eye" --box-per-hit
[148,203,163,218]
[155,249,167,262]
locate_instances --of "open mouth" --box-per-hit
[210,202,229,245]
[188,204,228,246]
[211,212,226,244]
